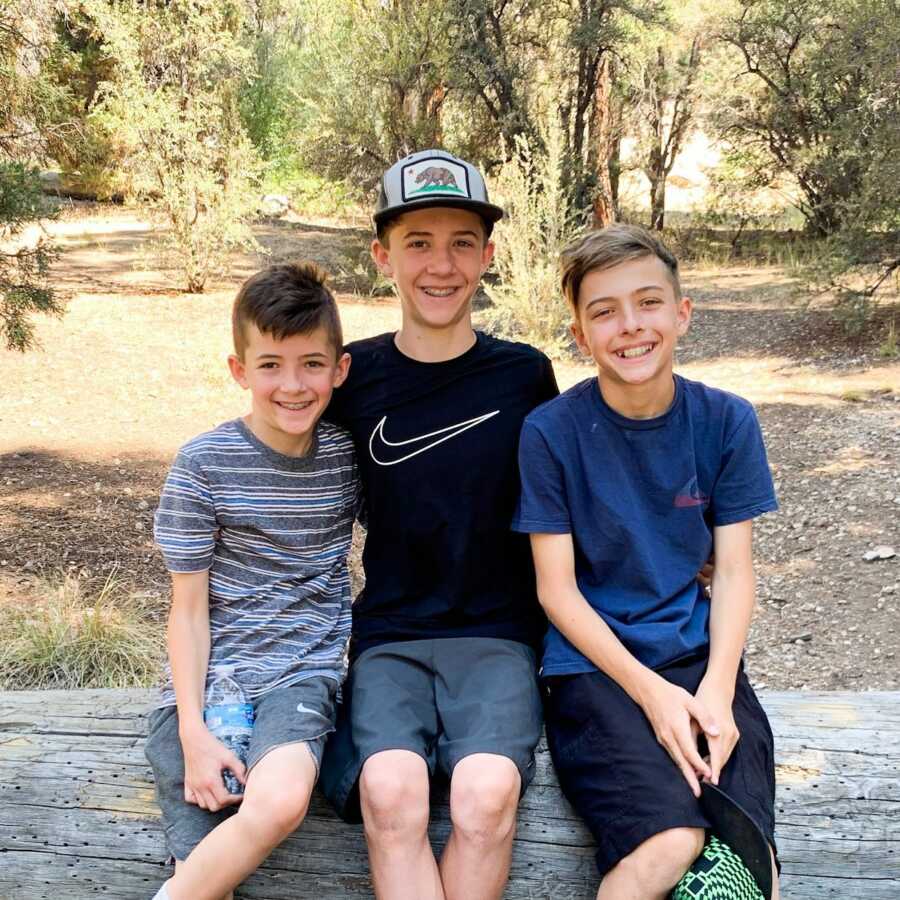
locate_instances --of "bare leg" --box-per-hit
[360,750,444,900]
[596,827,705,900]
[165,743,316,900]
[171,863,232,900]
[439,754,520,900]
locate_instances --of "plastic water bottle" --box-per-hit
[203,665,254,795]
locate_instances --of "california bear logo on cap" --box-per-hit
[402,158,471,202]
[373,148,504,228]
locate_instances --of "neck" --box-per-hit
[244,414,313,457]
[598,374,676,420]
[394,321,477,362]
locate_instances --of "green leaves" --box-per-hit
[0,164,62,352]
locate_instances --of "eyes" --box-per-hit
[405,238,477,250]
[590,297,664,319]
[257,360,326,371]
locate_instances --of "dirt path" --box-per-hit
[2,204,897,691]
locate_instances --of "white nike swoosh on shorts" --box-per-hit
[368,411,500,466]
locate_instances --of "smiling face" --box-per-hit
[572,254,692,418]
[228,325,350,456]
[372,206,494,337]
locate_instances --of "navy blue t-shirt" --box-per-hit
[512,375,777,674]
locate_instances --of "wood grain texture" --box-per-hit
[1,690,897,898]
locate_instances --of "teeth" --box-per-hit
[423,288,455,297]
[620,345,653,358]
[279,402,310,410]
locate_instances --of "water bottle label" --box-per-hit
[204,703,254,732]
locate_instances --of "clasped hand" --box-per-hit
[637,671,739,797]
[179,720,247,812]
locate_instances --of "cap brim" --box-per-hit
[373,196,504,227]
[700,782,773,899]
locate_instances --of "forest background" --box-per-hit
[0,0,898,694]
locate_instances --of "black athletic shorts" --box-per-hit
[319,636,543,823]
[544,655,777,877]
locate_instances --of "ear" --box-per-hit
[332,351,351,388]
[228,353,249,389]
[371,239,393,277]
[480,239,495,273]
[676,295,693,336]
[570,319,591,358]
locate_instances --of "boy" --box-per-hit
[513,225,780,899]
[319,149,558,900]
[145,262,358,900]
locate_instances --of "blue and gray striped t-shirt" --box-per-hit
[154,418,359,707]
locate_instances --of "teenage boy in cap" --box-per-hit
[319,149,558,900]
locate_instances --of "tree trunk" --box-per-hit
[591,55,616,228]
[650,174,666,230]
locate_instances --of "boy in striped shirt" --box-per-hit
[146,262,359,900]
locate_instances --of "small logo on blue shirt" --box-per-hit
[674,476,709,508]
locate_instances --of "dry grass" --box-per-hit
[0,570,165,689]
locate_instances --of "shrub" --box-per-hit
[84,0,263,293]
[480,128,575,357]
[0,162,62,351]
[0,571,165,690]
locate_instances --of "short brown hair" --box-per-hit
[375,210,493,247]
[232,261,343,358]
[560,224,681,311]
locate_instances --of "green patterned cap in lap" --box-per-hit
[373,149,504,229]
[671,835,765,900]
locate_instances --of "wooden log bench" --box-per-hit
[1,689,898,899]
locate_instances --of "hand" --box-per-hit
[694,677,740,785]
[179,720,246,812]
[697,553,714,593]
[635,670,719,797]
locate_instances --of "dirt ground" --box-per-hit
[1,202,898,691]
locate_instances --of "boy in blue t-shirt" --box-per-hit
[513,224,780,899]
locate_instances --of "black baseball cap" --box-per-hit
[373,149,504,230]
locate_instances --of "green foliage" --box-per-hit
[238,0,309,164]
[289,0,450,191]
[0,572,165,690]
[263,164,361,219]
[705,0,900,328]
[40,13,128,200]
[481,127,574,356]
[0,4,66,351]
[82,0,263,292]
[0,163,62,352]
[709,0,897,237]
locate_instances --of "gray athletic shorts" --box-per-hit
[145,676,338,861]
[319,637,543,823]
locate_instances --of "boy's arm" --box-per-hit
[531,532,717,797]
[167,570,246,812]
[694,519,756,784]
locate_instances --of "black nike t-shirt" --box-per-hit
[326,331,559,658]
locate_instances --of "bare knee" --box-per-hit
[360,752,430,845]
[239,779,312,843]
[610,828,705,893]
[449,756,520,847]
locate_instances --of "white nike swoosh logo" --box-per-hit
[369,411,500,466]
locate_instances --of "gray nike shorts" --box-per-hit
[319,637,543,823]
[145,675,337,861]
